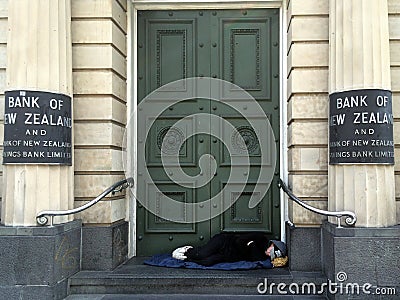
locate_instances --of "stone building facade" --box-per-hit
[0,0,399,299]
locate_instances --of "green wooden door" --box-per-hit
[136,9,280,256]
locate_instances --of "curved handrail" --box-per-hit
[36,177,134,226]
[278,179,357,228]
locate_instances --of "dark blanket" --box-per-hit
[144,254,273,270]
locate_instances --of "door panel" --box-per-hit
[209,10,280,239]
[145,181,195,232]
[221,18,271,99]
[137,9,280,256]
[221,186,273,232]
[137,11,211,254]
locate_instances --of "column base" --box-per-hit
[81,220,129,271]
[322,221,400,299]
[0,220,82,300]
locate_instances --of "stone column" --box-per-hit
[328,0,396,227]
[2,0,74,226]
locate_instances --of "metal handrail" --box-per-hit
[36,177,134,226]
[278,179,357,228]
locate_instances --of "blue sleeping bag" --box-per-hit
[144,254,273,270]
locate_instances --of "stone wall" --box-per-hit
[287,0,400,225]
[71,0,128,224]
[389,0,400,223]
[0,0,398,226]
[286,0,329,225]
[0,0,7,222]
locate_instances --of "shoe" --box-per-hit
[172,245,193,260]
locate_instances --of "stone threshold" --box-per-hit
[68,257,327,296]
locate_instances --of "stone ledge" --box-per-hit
[322,220,400,237]
[286,224,322,272]
[0,220,82,300]
[81,220,128,271]
[322,222,400,300]
[0,219,82,236]
[0,278,68,300]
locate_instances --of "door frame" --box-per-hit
[127,0,288,257]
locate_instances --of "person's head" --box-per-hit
[265,240,287,260]
[265,243,274,256]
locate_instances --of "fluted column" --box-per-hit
[328,0,396,227]
[2,0,73,226]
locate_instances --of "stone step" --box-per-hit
[67,257,327,298]
[65,294,328,299]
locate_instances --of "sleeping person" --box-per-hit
[172,232,287,267]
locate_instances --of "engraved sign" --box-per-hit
[329,89,394,164]
[3,90,72,165]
